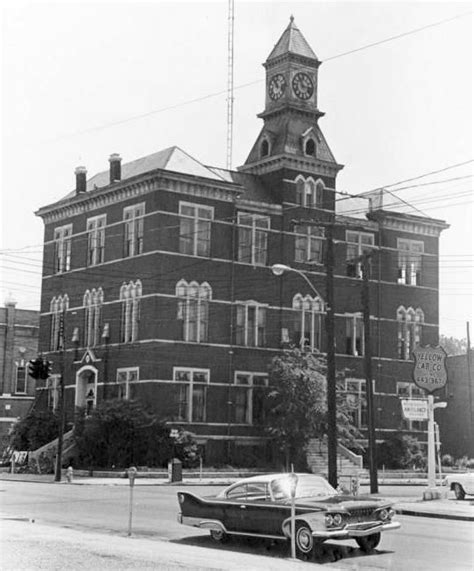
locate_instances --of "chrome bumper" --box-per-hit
[313,521,400,538]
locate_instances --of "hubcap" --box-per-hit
[297,528,313,552]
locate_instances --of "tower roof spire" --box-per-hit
[266,16,318,62]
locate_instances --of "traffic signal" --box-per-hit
[28,358,42,379]
[40,360,52,380]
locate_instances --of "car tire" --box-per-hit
[209,528,228,543]
[453,483,465,500]
[356,532,381,553]
[295,522,314,560]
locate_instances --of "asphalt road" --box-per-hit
[1,481,472,570]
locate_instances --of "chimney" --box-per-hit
[75,166,87,194]
[109,153,122,183]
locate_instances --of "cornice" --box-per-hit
[37,170,244,224]
[238,153,343,177]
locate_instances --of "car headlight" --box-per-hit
[332,513,343,526]
[378,508,394,521]
[325,513,334,527]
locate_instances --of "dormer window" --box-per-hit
[260,138,270,158]
[305,138,316,156]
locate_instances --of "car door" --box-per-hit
[222,484,250,532]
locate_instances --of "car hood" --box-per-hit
[294,494,390,511]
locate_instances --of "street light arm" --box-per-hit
[271,264,325,304]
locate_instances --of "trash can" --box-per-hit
[168,458,182,483]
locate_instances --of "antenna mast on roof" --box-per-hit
[226,0,235,170]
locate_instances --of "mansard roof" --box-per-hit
[267,17,318,62]
[62,146,227,200]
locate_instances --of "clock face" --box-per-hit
[268,74,287,101]
[292,72,314,100]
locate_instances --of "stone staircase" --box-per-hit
[28,429,77,472]
[306,438,367,479]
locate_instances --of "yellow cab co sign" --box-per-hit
[412,345,448,393]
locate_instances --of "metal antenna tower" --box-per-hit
[226,0,235,170]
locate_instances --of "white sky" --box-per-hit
[1,0,473,339]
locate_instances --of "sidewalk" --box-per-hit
[2,472,473,521]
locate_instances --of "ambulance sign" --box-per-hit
[412,346,448,393]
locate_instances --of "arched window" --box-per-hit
[50,294,69,351]
[397,306,424,360]
[292,293,325,351]
[84,288,104,347]
[120,281,141,343]
[176,280,212,342]
[294,176,324,208]
[260,138,269,157]
[305,138,316,156]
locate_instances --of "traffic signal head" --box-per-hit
[28,358,42,379]
[40,360,52,380]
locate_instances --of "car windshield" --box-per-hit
[270,475,336,500]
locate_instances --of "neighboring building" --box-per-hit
[34,19,448,464]
[0,298,39,453]
[437,351,474,459]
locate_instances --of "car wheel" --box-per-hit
[295,523,314,560]
[356,532,381,553]
[453,483,465,500]
[209,528,228,543]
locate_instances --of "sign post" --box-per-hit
[412,346,448,490]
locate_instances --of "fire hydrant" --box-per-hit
[66,466,73,483]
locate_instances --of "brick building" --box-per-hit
[0,298,39,452]
[35,19,448,464]
[437,351,474,459]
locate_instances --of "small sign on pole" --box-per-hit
[401,399,428,421]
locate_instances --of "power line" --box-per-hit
[39,11,472,144]
[324,10,473,62]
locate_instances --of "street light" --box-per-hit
[271,264,324,303]
[271,263,338,488]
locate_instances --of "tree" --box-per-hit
[74,399,174,469]
[377,434,426,470]
[439,334,467,356]
[10,409,59,451]
[266,348,363,470]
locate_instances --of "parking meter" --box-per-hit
[127,466,137,487]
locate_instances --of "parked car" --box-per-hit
[444,472,474,499]
[177,473,400,559]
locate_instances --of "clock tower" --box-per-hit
[239,17,343,208]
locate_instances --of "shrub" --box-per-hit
[173,429,200,468]
[74,399,174,469]
[441,454,454,467]
[9,410,59,451]
[377,435,426,470]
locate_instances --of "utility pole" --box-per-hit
[361,254,378,493]
[467,322,473,452]
[325,222,338,489]
[54,311,66,483]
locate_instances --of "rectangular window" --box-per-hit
[54,224,72,273]
[294,225,324,264]
[345,314,364,356]
[235,303,266,347]
[15,365,27,394]
[234,373,269,425]
[343,378,367,428]
[124,203,145,257]
[173,368,209,422]
[87,215,106,266]
[237,212,270,265]
[346,231,374,278]
[179,202,213,257]
[397,239,424,285]
[116,368,139,400]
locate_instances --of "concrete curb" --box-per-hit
[395,506,474,522]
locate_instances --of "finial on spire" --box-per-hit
[290,14,294,23]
